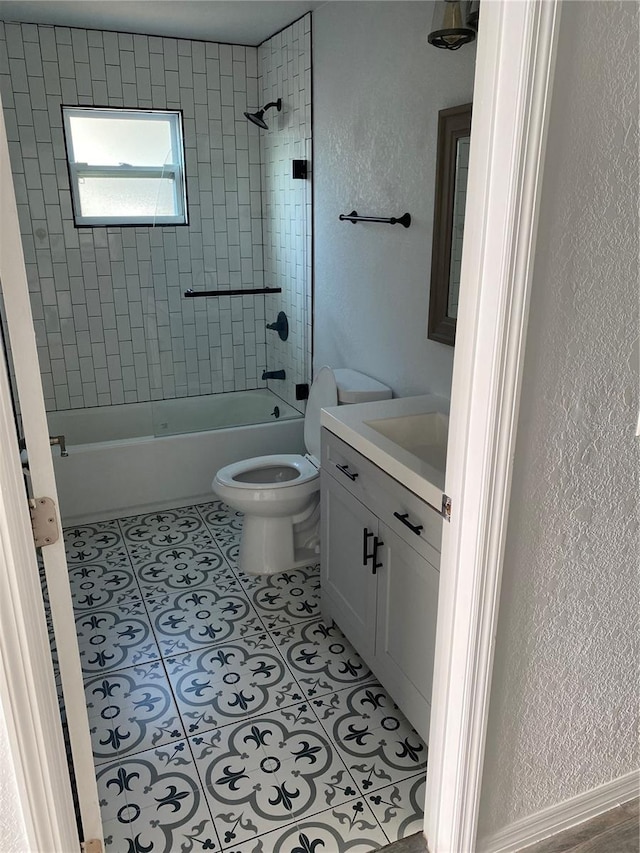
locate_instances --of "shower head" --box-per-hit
[244,98,282,130]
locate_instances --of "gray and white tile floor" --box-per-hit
[64,502,427,852]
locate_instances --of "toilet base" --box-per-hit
[238,501,320,576]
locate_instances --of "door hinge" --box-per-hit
[442,493,452,521]
[28,496,60,547]
[81,840,103,853]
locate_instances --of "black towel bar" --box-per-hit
[184,287,282,298]
[339,210,411,228]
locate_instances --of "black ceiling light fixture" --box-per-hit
[428,0,478,50]
[244,98,282,130]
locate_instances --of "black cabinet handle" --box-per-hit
[336,463,358,481]
[362,528,375,566]
[372,536,384,574]
[393,511,423,535]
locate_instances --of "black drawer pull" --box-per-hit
[336,463,359,481]
[372,536,384,574]
[393,512,423,535]
[363,528,375,566]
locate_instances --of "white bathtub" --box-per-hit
[49,390,305,524]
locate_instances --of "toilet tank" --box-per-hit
[333,369,392,404]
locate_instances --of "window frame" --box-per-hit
[61,106,188,227]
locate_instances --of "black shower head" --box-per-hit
[244,99,282,130]
[244,109,268,129]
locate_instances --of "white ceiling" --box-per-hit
[0,1,325,46]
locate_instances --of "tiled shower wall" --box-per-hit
[0,20,269,410]
[260,15,312,410]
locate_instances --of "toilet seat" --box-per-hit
[215,453,319,490]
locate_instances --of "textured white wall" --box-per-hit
[478,1,639,838]
[313,2,475,397]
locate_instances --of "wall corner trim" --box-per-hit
[477,769,640,853]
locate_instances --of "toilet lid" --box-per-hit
[304,366,338,461]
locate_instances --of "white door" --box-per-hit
[0,96,103,846]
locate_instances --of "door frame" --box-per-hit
[424,1,561,851]
[0,324,80,850]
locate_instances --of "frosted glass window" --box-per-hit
[62,107,187,226]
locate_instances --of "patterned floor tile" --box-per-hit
[366,773,426,843]
[69,503,428,849]
[97,741,219,852]
[237,565,321,630]
[76,600,161,674]
[147,586,264,657]
[64,522,129,567]
[165,633,304,735]
[130,543,233,599]
[192,703,360,847]
[273,618,373,699]
[311,683,427,793]
[119,507,211,549]
[84,661,185,764]
[217,537,241,570]
[197,500,244,538]
[69,563,141,611]
[221,799,388,852]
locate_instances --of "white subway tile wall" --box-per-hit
[260,14,312,409]
[0,20,314,411]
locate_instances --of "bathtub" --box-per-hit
[49,390,305,524]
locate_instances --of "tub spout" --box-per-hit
[49,434,68,457]
[262,370,286,380]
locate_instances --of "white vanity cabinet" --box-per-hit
[320,427,442,743]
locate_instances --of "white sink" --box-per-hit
[321,393,450,509]
[364,411,449,472]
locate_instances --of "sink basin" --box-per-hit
[322,393,450,508]
[364,411,449,471]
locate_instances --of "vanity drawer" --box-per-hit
[322,428,378,506]
[321,428,443,565]
[375,473,442,567]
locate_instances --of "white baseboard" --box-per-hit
[478,769,639,853]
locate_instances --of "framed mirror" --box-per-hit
[428,102,472,347]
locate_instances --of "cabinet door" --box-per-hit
[321,472,378,660]
[374,523,440,742]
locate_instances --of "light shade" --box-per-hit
[428,0,477,50]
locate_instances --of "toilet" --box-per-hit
[212,367,392,575]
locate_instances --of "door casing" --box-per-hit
[424,2,562,851]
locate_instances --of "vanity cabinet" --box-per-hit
[320,428,442,743]
[321,473,378,660]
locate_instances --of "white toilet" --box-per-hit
[212,367,392,575]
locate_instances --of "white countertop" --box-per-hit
[321,394,450,510]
